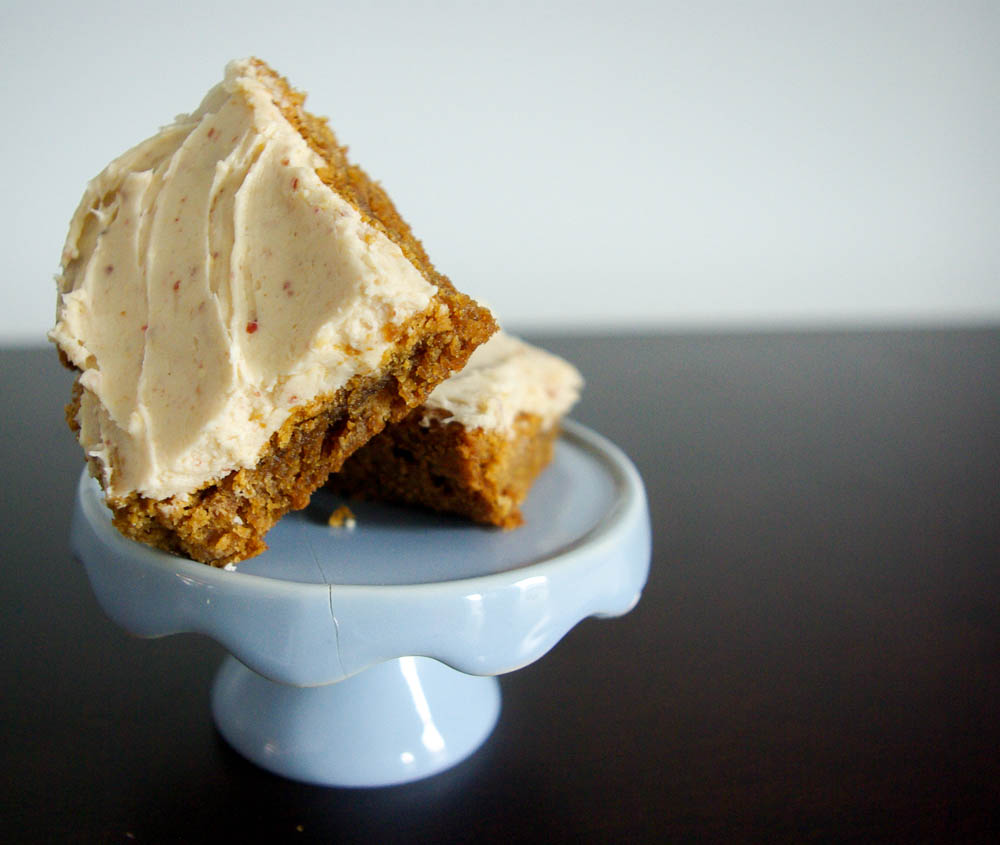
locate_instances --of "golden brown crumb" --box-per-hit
[328,410,559,529]
[327,505,357,529]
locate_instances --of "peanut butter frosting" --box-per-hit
[421,333,583,432]
[50,59,438,501]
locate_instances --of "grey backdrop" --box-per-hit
[4,0,998,343]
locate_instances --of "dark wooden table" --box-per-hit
[3,330,998,842]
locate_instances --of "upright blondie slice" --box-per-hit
[328,333,582,528]
[50,58,496,565]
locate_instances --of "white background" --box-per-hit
[3,0,998,344]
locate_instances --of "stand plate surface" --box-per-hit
[72,421,650,786]
[241,419,625,586]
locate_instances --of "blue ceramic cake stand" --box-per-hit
[72,421,650,787]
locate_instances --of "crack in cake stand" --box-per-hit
[71,420,651,787]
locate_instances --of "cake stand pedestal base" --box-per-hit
[211,655,500,787]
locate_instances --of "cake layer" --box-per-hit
[53,60,442,502]
[52,58,496,564]
[329,334,582,528]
